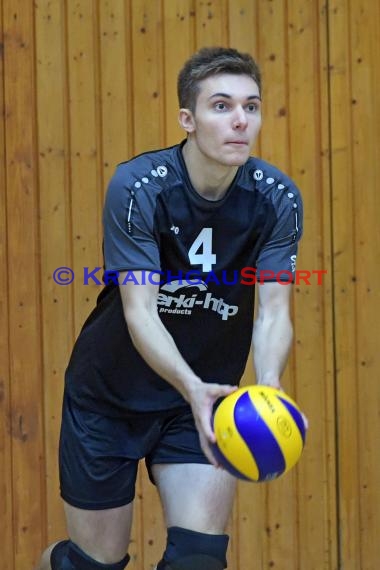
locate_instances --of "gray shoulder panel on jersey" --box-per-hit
[103,146,179,273]
[247,157,304,282]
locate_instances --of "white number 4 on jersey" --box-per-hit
[188,227,216,272]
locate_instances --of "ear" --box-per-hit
[178,108,196,133]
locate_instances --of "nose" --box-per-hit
[232,106,248,130]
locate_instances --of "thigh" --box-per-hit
[64,501,133,563]
[152,463,237,533]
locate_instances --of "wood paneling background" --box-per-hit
[0,1,379,568]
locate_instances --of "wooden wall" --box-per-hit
[1,1,379,568]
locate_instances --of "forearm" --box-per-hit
[124,304,202,401]
[252,309,293,387]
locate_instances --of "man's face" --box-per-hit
[181,73,262,167]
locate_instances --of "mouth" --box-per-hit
[225,141,249,146]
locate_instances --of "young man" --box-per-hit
[37,47,303,570]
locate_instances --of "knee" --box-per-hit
[157,526,229,570]
[35,543,61,570]
[50,540,130,569]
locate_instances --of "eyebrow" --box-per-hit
[208,92,262,101]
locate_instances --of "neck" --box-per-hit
[182,139,239,201]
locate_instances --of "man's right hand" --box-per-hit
[187,382,237,467]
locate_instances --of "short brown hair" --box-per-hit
[177,47,261,112]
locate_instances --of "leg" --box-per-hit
[36,393,145,568]
[152,463,236,533]
[152,463,237,569]
[65,500,133,563]
[35,500,133,569]
[35,543,60,570]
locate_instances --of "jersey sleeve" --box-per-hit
[256,182,303,283]
[103,166,161,272]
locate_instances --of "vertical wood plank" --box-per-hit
[66,0,103,333]
[99,0,133,195]
[195,0,228,48]
[3,0,45,567]
[0,3,14,567]
[35,0,72,544]
[227,0,257,55]
[317,1,338,566]
[330,1,380,568]
[349,3,380,566]
[288,1,337,568]
[328,2,360,567]
[163,0,195,146]
[131,0,164,155]
[350,0,380,563]
[258,0,288,170]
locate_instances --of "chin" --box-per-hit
[222,153,250,167]
[224,146,252,164]
[202,145,250,167]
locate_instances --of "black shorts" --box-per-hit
[59,395,209,510]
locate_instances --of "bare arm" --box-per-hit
[118,271,236,465]
[252,282,293,389]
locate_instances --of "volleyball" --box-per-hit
[212,385,306,482]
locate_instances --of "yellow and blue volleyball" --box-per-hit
[212,385,306,482]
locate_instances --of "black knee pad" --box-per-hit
[157,554,226,570]
[157,526,229,570]
[50,540,130,570]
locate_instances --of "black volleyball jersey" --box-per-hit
[65,141,303,415]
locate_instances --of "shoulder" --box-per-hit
[241,157,302,205]
[104,144,183,213]
[240,157,303,230]
[113,143,182,192]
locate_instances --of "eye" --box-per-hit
[246,103,259,112]
[214,102,228,111]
